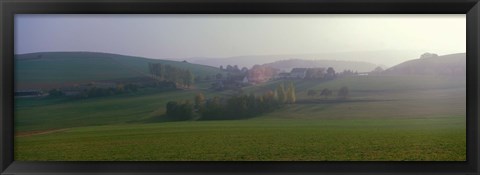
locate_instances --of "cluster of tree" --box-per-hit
[199,92,279,120]
[275,81,296,104]
[145,81,178,89]
[420,52,438,59]
[75,84,139,99]
[165,81,296,121]
[338,69,358,77]
[301,67,336,80]
[148,63,194,88]
[211,66,252,91]
[165,100,195,121]
[325,67,336,79]
[49,84,139,99]
[220,65,248,73]
[305,68,326,79]
[338,86,349,99]
[190,74,219,82]
[307,86,349,99]
[368,66,384,75]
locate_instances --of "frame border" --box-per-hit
[1,0,479,174]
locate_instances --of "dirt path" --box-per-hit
[16,128,69,137]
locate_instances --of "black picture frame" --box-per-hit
[1,0,479,174]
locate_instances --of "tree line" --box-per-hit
[75,84,139,98]
[303,67,336,80]
[48,83,139,99]
[165,81,296,121]
[220,65,249,73]
[148,63,194,88]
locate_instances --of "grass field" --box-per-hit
[14,75,466,161]
[15,117,465,161]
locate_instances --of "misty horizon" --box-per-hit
[15,50,465,69]
[15,14,465,67]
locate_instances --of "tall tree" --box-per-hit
[184,70,194,87]
[320,88,332,99]
[276,82,287,103]
[179,100,194,120]
[166,101,179,118]
[226,65,233,72]
[290,82,296,103]
[307,89,317,98]
[149,63,195,88]
[233,65,240,72]
[194,93,205,110]
[337,86,349,99]
[286,81,296,104]
[326,67,336,79]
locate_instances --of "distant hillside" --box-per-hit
[189,50,422,68]
[262,59,378,72]
[384,53,466,76]
[15,52,223,90]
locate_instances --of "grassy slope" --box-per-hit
[16,89,195,131]
[244,75,465,94]
[385,53,465,75]
[15,52,223,89]
[15,75,466,160]
[15,87,228,132]
[256,76,466,120]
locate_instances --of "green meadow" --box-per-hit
[14,75,466,161]
[15,118,465,161]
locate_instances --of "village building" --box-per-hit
[357,72,369,76]
[275,72,291,79]
[290,68,308,79]
[241,76,249,84]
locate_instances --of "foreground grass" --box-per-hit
[15,117,465,161]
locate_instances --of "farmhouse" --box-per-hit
[275,72,291,79]
[357,72,369,76]
[290,68,308,79]
[242,76,249,84]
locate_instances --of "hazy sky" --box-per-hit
[16,14,465,64]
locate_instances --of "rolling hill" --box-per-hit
[15,52,223,89]
[384,53,466,76]
[15,56,466,161]
[262,59,378,72]
[188,50,421,68]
